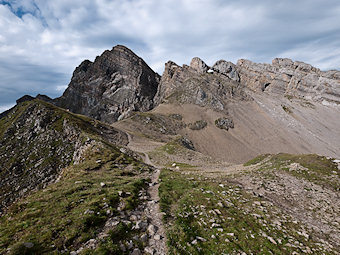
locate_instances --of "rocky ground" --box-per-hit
[158,154,340,254]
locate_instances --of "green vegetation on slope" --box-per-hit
[0,99,128,213]
[253,153,339,191]
[159,168,329,255]
[0,127,150,254]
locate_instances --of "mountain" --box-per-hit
[1,45,340,254]
[134,56,340,163]
[55,45,160,123]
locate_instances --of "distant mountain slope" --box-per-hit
[0,98,128,212]
[118,55,340,163]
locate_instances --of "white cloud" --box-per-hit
[0,103,15,113]
[0,0,340,110]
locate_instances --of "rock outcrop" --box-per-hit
[154,58,248,112]
[190,57,209,73]
[55,45,160,123]
[212,60,240,82]
[236,58,340,105]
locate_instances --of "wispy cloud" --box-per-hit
[1,0,340,112]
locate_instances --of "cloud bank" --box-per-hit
[1,0,340,111]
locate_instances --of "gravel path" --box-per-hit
[126,133,168,254]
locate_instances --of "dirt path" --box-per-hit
[126,133,167,255]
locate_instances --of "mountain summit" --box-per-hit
[55,45,160,123]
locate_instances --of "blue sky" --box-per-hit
[1,0,340,112]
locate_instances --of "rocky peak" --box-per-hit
[190,57,209,73]
[154,57,248,112]
[236,58,340,105]
[55,45,160,123]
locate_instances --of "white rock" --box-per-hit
[267,236,277,244]
[24,242,34,248]
[214,209,222,215]
[196,236,206,242]
[144,247,154,254]
[100,182,106,187]
[154,234,161,240]
[131,248,142,255]
[147,225,157,236]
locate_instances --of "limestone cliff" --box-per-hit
[237,58,340,105]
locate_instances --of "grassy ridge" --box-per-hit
[0,145,150,254]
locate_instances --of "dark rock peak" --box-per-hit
[36,94,53,103]
[16,95,35,104]
[55,45,160,123]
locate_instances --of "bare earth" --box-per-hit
[125,132,168,255]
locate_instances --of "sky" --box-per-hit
[1,0,340,112]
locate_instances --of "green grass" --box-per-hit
[158,137,187,155]
[244,153,339,190]
[268,153,339,190]
[0,145,149,254]
[159,169,326,255]
[244,154,270,166]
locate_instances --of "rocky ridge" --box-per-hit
[154,57,248,113]
[237,58,340,105]
[0,99,127,213]
[15,45,339,126]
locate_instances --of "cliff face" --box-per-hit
[237,58,340,105]
[154,57,248,114]
[56,45,160,123]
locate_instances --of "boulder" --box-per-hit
[213,60,240,81]
[215,117,234,130]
